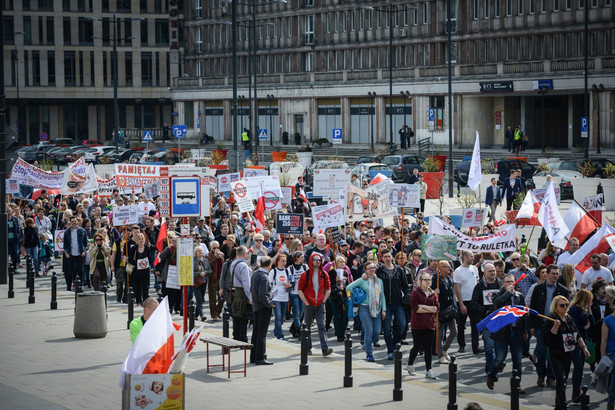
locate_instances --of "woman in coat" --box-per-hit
[432,261,457,364]
[407,271,439,379]
[193,246,211,322]
[568,289,595,403]
[23,218,41,277]
[327,255,353,342]
[127,233,154,305]
[88,232,111,291]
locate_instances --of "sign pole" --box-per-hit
[182,216,188,335]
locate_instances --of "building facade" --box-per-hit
[173,0,614,150]
[3,0,181,145]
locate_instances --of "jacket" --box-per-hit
[157,245,176,282]
[469,277,502,322]
[529,281,570,330]
[542,313,581,354]
[88,242,112,276]
[63,226,88,255]
[490,287,528,342]
[591,354,614,394]
[410,286,440,330]
[501,177,522,200]
[8,215,23,243]
[345,277,386,312]
[484,184,502,206]
[376,264,409,306]
[23,225,40,248]
[251,268,273,312]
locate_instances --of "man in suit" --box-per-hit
[485,178,502,223]
[501,170,522,211]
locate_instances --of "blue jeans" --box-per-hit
[489,327,523,381]
[25,246,39,275]
[571,345,585,390]
[483,329,496,375]
[358,305,381,357]
[535,327,555,379]
[383,304,406,354]
[8,240,20,269]
[290,294,303,328]
[273,300,289,339]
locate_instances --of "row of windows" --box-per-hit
[471,0,607,19]
[191,29,615,76]
[3,0,168,13]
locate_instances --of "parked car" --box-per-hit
[354,155,379,165]
[128,151,156,163]
[82,139,104,147]
[47,146,72,162]
[85,146,117,163]
[16,146,38,162]
[303,160,350,186]
[60,146,89,164]
[528,170,581,200]
[454,158,536,187]
[552,158,614,178]
[111,148,141,163]
[34,144,60,161]
[52,138,79,147]
[382,154,425,182]
[350,163,392,181]
[142,151,170,163]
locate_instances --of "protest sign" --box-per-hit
[166,265,180,290]
[244,168,267,178]
[112,205,139,227]
[6,178,19,195]
[143,180,161,199]
[281,187,293,204]
[312,203,345,232]
[245,175,281,200]
[96,176,117,196]
[534,186,561,205]
[61,163,98,195]
[421,235,458,261]
[218,172,241,193]
[231,179,255,213]
[114,164,162,189]
[54,230,65,252]
[276,213,304,235]
[330,227,342,243]
[313,169,351,198]
[583,193,603,224]
[346,181,397,222]
[14,183,34,200]
[428,216,517,252]
[11,157,66,189]
[461,208,486,228]
[388,184,420,208]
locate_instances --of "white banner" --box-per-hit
[96,177,117,196]
[244,168,267,178]
[313,169,352,198]
[461,208,486,228]
[11,157,81,189]
[112,205,139,226]
[312,203,345,232]
[61,163,99,195]
[143,180,161,199]
[114,164,162,188]
[231,179,255,213]
[534,187,561,205]
[387,184,420,208]
[583,193,603,211]
[218,172,241,193]
[346,181,397,222]
[428,216,517,252]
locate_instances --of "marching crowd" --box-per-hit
[5,185,615,410]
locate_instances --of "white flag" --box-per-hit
[537,182,569,242]
[467,131,481,192]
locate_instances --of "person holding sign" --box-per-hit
[157,232,181,314]
[127,233,153,305]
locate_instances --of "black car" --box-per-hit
[554,158,614,178]
[455,158,536,186]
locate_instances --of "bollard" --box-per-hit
[50,272,58,309]
[28,265,36,304]
[25,255,33,289]
[8,264,15,298]
[127,287,134,330]
[343,330,353,387]
[75,274,83,294]
[188,301,195,331]
[222,305,230,338]
[579,385,590,410]
[447,356,458,410]
[393,343,403,401]
[299,322,309,375]
[510,369,520,410]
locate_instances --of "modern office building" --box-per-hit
[3,0,181,145]
[173,0,614,151]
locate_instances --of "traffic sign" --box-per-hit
[196,117,201,129]
[428,108,435,131]
[171,177,201,217]
[142,130,153,142]
[581,117,588,139]
[181,125,187,136]
[172,125,187,139]
[258,129,268,140]
[332,129,342,144]
[39,132,49,141]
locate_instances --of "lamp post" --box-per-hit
[446,0,454,197]
[592,84,604,154]
[267,94,274,145]
[400,90,410,149]
[583,0,589,160]
[367,92,376,149]
[537,86,549,154]
[238,95,246,132]
[11,32,24,142]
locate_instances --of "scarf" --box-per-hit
[368,277,382,318]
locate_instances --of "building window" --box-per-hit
[195,27,203,52]
[517,0,523,14]
[578,0,584,8]
[63,17,71,45]
[32,50,40,86]
[125,51,133,86]
[566,0,572,9]
[474,0,479,19]
[446,0,457,33]
[78,18,93,45]
[117,0,130,12]
[48,51,55,85]
[335,12,339,32]
[326,13,331,33]
[305,52,313,72]
[142,52,153,86]
[429,96,445,129]
[102,18,110,46]
[351,10,356,31]
[446,42,457,63]
[554,0,559,11]
[343,11,347,32]
[90,51,95,86]
[413,7,418,24]
[541,0,547,12]
[288,18,292,37]
[24,17,32,45]
[306,0,314,6]
[46,17,54,45]
[530,0,535,13]
[506,0,512,15]
[78,51,84,85]
[423,2,428,24]
[39,0,53,10]
[305,15,314,45]
[64,51,76,86]
[103,52,108,86]
[195,0,202,18]
[485,0,490,17]
[359,9,364,30]
[155,20,169,45]
[62,0,69,11]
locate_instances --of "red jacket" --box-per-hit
[298,253,331,306]
[410,287,440,330]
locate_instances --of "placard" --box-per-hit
[180,224,190,237]
[313,169,351,198]
[346,181,397,222]
[281,187,293,204]
[231,179,255,213]
[421,234,458,261]
[534,187,561,205]
[312,203,345,232]
[330,227,342,243]
[244,168,267,178]
[244,175,281,201]
[218,172,241,193]
[54,230,65,252]
[6,178,19,195]
[144,180,161,199]
[177,237,194,286]
[114,164,162,189]
[96,176,117,197]
[127,374,184,410]
[112,205,139,226]
[461,208,486,228]
[428,216,517,252]
[166,265,180,290]
[388,184,420,208]
[276,213,304,235]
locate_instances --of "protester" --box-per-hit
[269,253,292,340]
[454,250,481,354]
[89,233,111,291]
[129,298,160,343]
[250,256,274,365]
[193,246,210,322]
[327,255,352,342]
[600,285,615,410]
[433,260,457,364]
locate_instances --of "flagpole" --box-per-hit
[573,198,602,227]
[519,222,538,261]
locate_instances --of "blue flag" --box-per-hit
[476,305,538,333]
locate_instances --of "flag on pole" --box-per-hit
[476,305,537,333]
[562,201,600,245]
[467,131,482,192]
[582,193,603,225]
[169,324,204,374]
[566,223,615,273]
[156,219,167,254]
[119,297,177,387]
[515,190,541,224]
[537,182,569,242]
[254,182,265,232]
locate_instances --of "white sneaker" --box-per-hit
[407,364,416,376]
[438,356,450,364]
[426,369,437,379]
[443,350,451,361]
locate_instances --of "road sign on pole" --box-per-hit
[142,131,153,142]
[172,125,184,139]
[258,129,268,140]
[196,118,200,129]
[332,129,342,144]
[171,177,201,217]
[581,117,588,138]
[39,132,48,141]
[428,108,435,131]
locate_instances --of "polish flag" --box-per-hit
[566,224,615,273]
[119,297,177,387]
[537,182,569,242]
[156,220,167,253]
[369,173,389,185]
[254,196,265,232]
[515,190,541,225]
[299,187,310,210]
[562,201,600,245]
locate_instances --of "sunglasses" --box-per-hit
[511,258,520,261]
[313,259,321,262]
[558,303,569,308]
[254,239,263,242]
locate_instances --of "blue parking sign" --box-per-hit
[332,128,342,144]
[581,117,588,138]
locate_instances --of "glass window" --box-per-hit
[305,52,313,71]
[155,20,169,45]
[141,52,153,86]
[141,20,148,45]
[195,0,202,18]
[32,51,40,86]
[474,0,479,19]
[24,17,32,44]
[64,51,76,86]
[78,18,93,45]
[46,17,54,45]
[38,0,53,10]
[485,0,490,17]
[518,0,523,14]
[48,51,55,85]
[63,17,71,45]
[3,18,14,44]
[495,0,501,16]
[429,96,445,130]
[125,51,133,86]
[506,0,512,15]
[305,15,314,45]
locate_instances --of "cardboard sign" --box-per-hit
[421,234,458,261]
[244,168,267,178]
[346,181,397,222]
[312,203,345,232]
[281,187,293,204]
[177,237,194,286]
[96,176,117,197]
[143,180,161,199]
[244,175,281,200]
[313,169,351,198]
[112,205,139,227]
[461,208,486,228]
[330,227,342,243]
[231,179,255,213]
[388,184,420,208]
[428,216,517,252]
[218,172,241,193]
[276,213,304,235]
[6,178,19,195]
[166,265,180,290]
[54,230,65,252]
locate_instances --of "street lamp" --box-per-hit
[583,0,589,159]
[11,32,24,142]
[537,86,549,153]
[400,90,410,149]
[592,84,604,154]
[361,5,417,155]
[267,94,274,145]
[238,95,246,132]
[367,92,376,149]
[88,16,144,155]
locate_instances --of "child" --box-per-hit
[38,233,53,276]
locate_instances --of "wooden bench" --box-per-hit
[200,335,253,378]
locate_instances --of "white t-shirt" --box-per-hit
[269,267,290,302]
[454,265,480,301]
[581,266,614,287]
[138,201,156,217]
[557,251,572,268]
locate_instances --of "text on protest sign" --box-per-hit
[218,172,241,193]
[276,213,304,235]
[346,182,397,222]
[231,179,255,213]
[388,184,420,208]
[461,208,486,228]
[312,203,345,232]
[112,205,139,227]
[428,216,517,252]
[313,169,351,198]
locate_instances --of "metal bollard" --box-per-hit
[25,255,33,289]
[299,322,309,375]
[447,356,458,410]
[28,266,36,304]
[188,301,195,331]
[8,264,15,298]
[50,272,58,309]
[343,330,353,387]
[393,343,403,401]
[127,287,134,330]
[579,385,590,410]
[222,306,230,338]
[510,369,520,410]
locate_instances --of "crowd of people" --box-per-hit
[6,185,615,410]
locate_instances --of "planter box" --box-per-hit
[271,151,287,162]
[600,179,615,211]
[422,172,445,199]
[296,152,313,168]
[571,178,600,201]
[429,155,447,172]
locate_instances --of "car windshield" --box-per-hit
[371,165,390,171]
[382,157,399,165]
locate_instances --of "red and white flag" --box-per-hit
[582,193,603,225]
[566,224,615,273]
[254,183,265,232]
[299,187,310,210]
[119,297,177,387]
[156,219,167,254]
[537,182,569,242]
[562,201,600,245]
[516,190,541,224]
[369,173,390,186]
